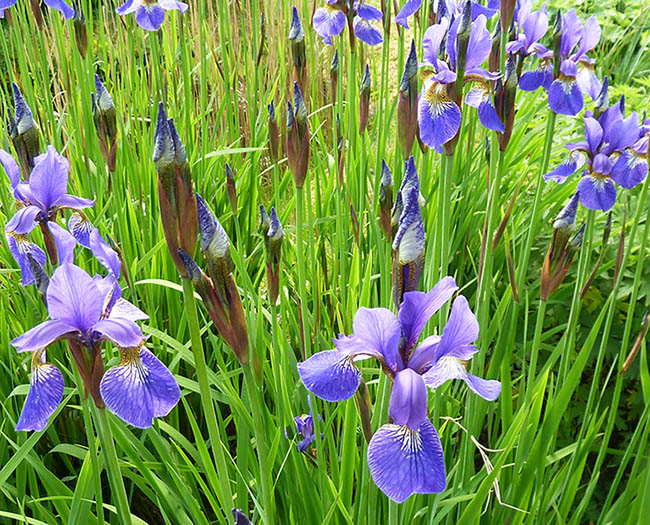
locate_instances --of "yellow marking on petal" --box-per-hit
[423,82,454,117]
[31,348,47,369]
[119,344,144,366]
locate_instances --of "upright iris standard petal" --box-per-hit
[89,229,122,277]
[436,295,479,358]
[48,222,76,264]
[389,369,428,429]
[27,146,70,211]
[350,308,402,370]
[367,420,446,503]
[422,18,450,68]
[398,277,458,350]
[16,350,64,432]
[100,346,181,428]
[46,263,104,332]
[395,0,421,29]
[297,350,361,402]
[418,81,461,153]
[312,5,346,42]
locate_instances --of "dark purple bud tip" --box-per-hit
[268,100,276,121]
[293,82,308,124]
[153,103,173,165]
[289,6,304,41]
[232,508,252,525]
[331,50,339,74]
[286,101,295,129]
[177,249,201,281]
[225,163,234,181]
[259,204,270,233]
[268,206,284,240]
[361,64,371,93]
[553,192,580,230]
[400,40,418,93]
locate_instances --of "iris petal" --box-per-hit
[367,420,446,503]
[389,369,427,430]
[11,319,77,354]
[100,347,180,428]
[418,83,461,153]
[436,296,479,359]
[353,17,383,46]
[351,307,402,370]
[6,233,47,286]
[135,5,166,31]
[395,0,421,29]
[298,350,361,402]
[548,77,583,116]
[399,276,457,351]
[312,6,346,41]
[47,264,104,332]
[611,152,647,189]
[577,174,616,212]
[423,356,501,401]
[16,359,64,432]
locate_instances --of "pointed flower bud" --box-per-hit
[391,158,425,307]
[489,22,502,73]
[593,76,609,120]
[498,54,518,151]
[398,40,419,157]
[552,9,563,78]
[226,164,237,211]
[195,194,249,363]
[287,82,310,188]
[500,0,516,31]
[72,3,87,59]
[8,83,39,178]
[260,204,270,236]
[289,6,306,87]
[455,1,473,94]
[153,103,198,277]
[92,75,117,172]
[26,252,49,298]
[268,101,279,162]
[359,64,371,135]
[265,206,284,304]
[379,160,394,240]
[330,50,339,103]
[541,192,581,301]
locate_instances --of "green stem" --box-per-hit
[181,277,233,514]
[295,185,311,356]
[93,407,131,525]
[242,363,273,521]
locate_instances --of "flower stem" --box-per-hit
[181,277,233,515]
[242,362,273,521]
[92,406,131,525]
[295,184,311,357]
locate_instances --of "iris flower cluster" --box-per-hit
[396,0,498,29]
[312,1,384,46]
[0,0,74,19]
[417,5,503,153]
[298,277,501,502]
[544,91,648,212]
[514,8,601,116]
[116,0,188,31]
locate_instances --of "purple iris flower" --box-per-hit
[505,0,548,58]
[545,97,645,212]
[312,1,383,46]
[116,0,188,31]
[12,263,179,430]
[395,0,498,30]
[519,9,600,116]
[3,145,93,236]
[286,397,322,453]
[298,278,501,502]
[419,13,502,152]
[0,0,74,19]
